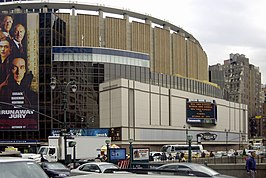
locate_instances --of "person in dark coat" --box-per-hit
[11,24,26,58]
[246,151,256,178]
[0,56,37,109]
[201,151,206,158]
[0,34,13,84]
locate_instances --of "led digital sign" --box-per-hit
[186,100,217,125]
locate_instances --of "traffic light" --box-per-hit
[249,119,257,137]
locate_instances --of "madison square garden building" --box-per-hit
[0,1,248,151]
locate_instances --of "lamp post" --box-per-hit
[50,77,77,165]
[129,139,133,168]
[183,125,191,144]
[225,129,230,153]
[105,139,111,162]
[187,134,193,162]
[239,130,242,150]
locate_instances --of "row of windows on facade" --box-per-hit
[50,62,223,98]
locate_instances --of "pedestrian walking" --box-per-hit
[201,151,206,158]
[175,152,180,161]
[161,152,167,161]
[180,152,185,162]
[246,151,256,178]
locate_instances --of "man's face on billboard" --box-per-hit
[3,16,13,32]
[14,24,25,43]
[0,40,11,61]
[11,58,26,85]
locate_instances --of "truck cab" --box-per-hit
[38,146,58,162]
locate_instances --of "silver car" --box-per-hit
[0,157,49,178]
[69,173,204,178]
[71,162,119,175]
[156,162,237,178]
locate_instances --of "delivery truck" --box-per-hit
[26,136,111,163]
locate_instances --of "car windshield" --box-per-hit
[190,164,220,176]
[38,147,48,155]
[0,161,49,178]
[45,163,67,170]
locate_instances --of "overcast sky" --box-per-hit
[78,0,266,83]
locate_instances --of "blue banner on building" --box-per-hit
[51,128,109,137]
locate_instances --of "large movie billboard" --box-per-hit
[186,99,217,125]
[0,13,39,130]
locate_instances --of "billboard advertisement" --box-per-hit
[186,99,217,125]
[132,148,149,161]
[109,148,126,162]
[0,13,39,130]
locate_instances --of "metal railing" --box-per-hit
[149,155,266,165]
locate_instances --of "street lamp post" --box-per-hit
[187,134,193,162]
[50,77,77,165]
[239,130,241,150]
[129,139,133,168]
[225,129,230,153]
[183,125,191,144]
[105,139,111,162]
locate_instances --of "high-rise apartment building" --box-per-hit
[209,53,262,137]
[260,85,266,142]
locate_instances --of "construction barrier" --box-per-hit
[118,159,130,168]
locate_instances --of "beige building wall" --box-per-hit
[77,14,99,47]
[151,85,160,125]
[57,12,208,81]
[131,21,151,54]
[135,82,150,126]
[105,17,127,50]
[153,27,171,75]
[198,49,208,80]
[191,41,198,79]
[186,39,194,78]
[172,33,186,77]
[99,78,248,145]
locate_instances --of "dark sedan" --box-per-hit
[156,162,237,178]
[40,162,71,178]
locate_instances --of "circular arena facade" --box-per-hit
[0,1,247,152]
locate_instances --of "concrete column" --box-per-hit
[123,14,131,50]
[99,10,105,47]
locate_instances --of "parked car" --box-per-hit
[214,151,227,158]
[0,157,49,178]
[150,151,163,161]
[67,159,95,169]
[71,162,119,175]
[69,173,203,178]
[155,162,237,178]
[40,162,71,177]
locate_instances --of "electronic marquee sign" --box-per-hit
[186,99,217,125]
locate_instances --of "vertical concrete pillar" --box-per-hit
[145,18,154,72]
[99,10,105,47]
[70,7,77,46]
[123,14,131,50]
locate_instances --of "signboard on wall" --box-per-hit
[132,148,149,161]
[52,128,110,137]
[0,13,39,130]
[186,99,217,125]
